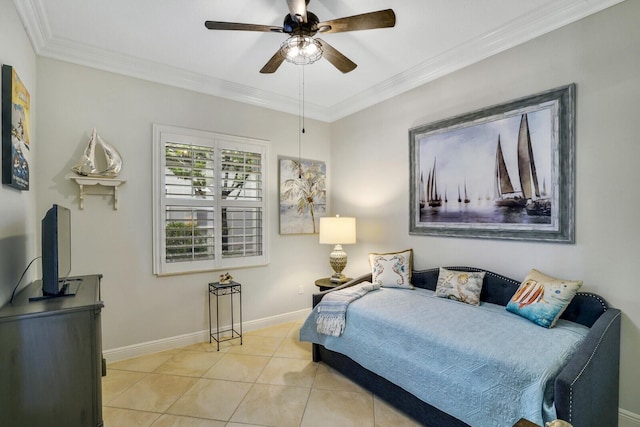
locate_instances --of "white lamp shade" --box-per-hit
[319,216,356,244]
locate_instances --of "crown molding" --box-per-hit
[40,35,331,121]
[324,0,626,122]
[14,0,625,123]
[13,0,50,52]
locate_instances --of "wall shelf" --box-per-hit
[66,174,126,210]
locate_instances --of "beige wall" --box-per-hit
[330,1,640,419]
[35,58,332,351]
[0,0,38,304]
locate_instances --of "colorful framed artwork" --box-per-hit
[409,84,575,242]
[279,156,326,235]
[2,65,31,191]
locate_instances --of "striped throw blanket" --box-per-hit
[316,281,381,336]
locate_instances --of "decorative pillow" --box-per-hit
[369,249,413,289]
[506,269,582,328]
[434,268,485,306]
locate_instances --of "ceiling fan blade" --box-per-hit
[260,50,286,74]
[318,9,396,34]
[316,39,357,73]
[286,0,308,23]
[205,21,283,33]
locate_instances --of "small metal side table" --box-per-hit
[208,281,242,351]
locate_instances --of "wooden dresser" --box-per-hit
[0,275,104,427]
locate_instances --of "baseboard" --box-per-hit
[103,308,311,363]
[620,409,640,427]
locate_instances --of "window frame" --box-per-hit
[152,124,269,275]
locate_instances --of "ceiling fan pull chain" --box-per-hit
[298,64,304,177]
[302,64,306,135]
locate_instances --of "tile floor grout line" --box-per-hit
[162,357,206,422]
[297,381,314,427]
[102,368,151,407]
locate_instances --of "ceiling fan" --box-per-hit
[204,0,396,74]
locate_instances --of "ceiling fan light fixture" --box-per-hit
[280,35,323,65]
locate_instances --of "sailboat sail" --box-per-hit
[517,114,540,200]
[427,158,442,207]
[494,133,525,208]
[431,159,437,202]
[99,135,123,177]
[463,179,470,204]
[72,130,98,176]
[495,135,515,197]
[420,171,425,208]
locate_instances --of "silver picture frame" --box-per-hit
[409,84,575,243]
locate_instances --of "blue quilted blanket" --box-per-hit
[300,287,589,426]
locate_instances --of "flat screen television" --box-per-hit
[41,204,72,296]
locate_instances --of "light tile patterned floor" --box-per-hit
[103,321,422,427]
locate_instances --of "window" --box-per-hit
[153,124,269,275]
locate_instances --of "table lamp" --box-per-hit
[319,215,356,283]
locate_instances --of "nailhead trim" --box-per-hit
[567,310,621,423]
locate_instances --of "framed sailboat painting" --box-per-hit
[409,84,575,243]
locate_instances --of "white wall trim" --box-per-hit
[620,408,640,427]
[103,308,311,363]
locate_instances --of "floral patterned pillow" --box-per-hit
[506,269,582,328]
[369,249,413,289]
[435,268,485,306]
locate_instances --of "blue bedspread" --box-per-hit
[300,286,589,427]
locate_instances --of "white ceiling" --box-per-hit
[15,0,623,122]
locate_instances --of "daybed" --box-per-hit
[300,266,621,427]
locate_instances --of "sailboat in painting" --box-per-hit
[494,114,551,216]
[517,114,551,216]
[494,134,526,207]
[463,179,470,204]
[419,171,426,209]
[426,158,442,207]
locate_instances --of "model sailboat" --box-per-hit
[71,128,123,177]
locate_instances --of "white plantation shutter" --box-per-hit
[219,147,264,259]
[153,125,269,275]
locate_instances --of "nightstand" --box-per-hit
[315,277,352,292]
